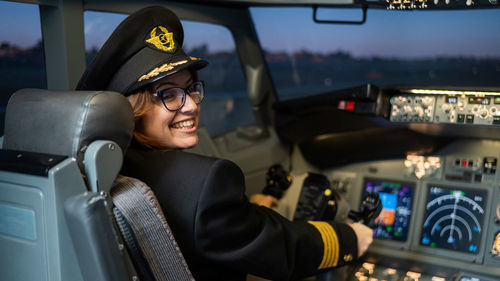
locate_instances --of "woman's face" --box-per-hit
[138,70,200,150]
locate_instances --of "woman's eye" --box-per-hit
[161,91,177,101]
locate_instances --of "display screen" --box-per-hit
[363,179,415,241]
[447,96,458,104]
[421,185,486,253]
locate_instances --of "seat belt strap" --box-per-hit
[111,175,195,281]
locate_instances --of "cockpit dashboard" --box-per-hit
[277,137,500,281]
[273,85,500,280]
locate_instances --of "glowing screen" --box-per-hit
[421,185,486,253]
[363,179,415,241]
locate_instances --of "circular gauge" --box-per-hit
[420,186,486,253]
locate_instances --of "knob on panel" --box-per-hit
[480,108,489,119]
[421,96,434,108]
[492,232,500,257]
[441,103,451,113]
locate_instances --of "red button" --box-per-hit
[346,101,355,111]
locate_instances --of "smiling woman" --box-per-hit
[84,10,254,137]
[75,6,373,281]
[128,70,203,150]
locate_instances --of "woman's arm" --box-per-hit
[194,158,369,281]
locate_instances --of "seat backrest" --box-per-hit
[0,89,135,281]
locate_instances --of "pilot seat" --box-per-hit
[0,89,194,281]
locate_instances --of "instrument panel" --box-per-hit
[278,138,500,281]
[389,89,500,126]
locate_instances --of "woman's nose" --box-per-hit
[180,93,198,113]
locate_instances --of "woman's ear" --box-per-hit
[127,93,139,107]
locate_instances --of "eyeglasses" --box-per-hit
[153,81,205,111]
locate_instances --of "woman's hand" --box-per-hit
[348,222,374,257]
[250,193,279,208]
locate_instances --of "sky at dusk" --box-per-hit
[83,11,236,52]
[251,7,500,58]
[1,0,500,58]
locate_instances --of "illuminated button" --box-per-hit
[406,271,421,279]
[462,160,468,167]
[324,189,332,197]
[384,268,397,275]
[338,100,346,110]
[466,114,474,123]
[457,114,465,123]
[346,101,355,111]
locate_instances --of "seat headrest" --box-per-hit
[3,89,134,169]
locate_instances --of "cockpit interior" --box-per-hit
[1,0,500,281]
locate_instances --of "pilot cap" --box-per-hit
[76,6,208,95]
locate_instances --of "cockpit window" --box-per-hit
[84,11,253,137]
[0,1,46,134]
[250,7,500,101]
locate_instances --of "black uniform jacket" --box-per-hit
[121,148,358,281]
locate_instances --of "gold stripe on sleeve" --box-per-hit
[308,221,339,269]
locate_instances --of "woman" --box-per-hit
[77,6,373,281]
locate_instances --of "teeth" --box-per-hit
[172,120,194,129]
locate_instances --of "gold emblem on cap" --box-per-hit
[146,26,175,52]
[138,60,188,82]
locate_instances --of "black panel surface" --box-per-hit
[0,149,67,177]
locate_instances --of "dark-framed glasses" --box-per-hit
[153,81,205,111]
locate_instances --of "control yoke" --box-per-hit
[262,164,292,199]
[348,192,382,226]
[292,173,382,227]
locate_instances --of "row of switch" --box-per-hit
[454,158,478,168]
[454,114,500,124]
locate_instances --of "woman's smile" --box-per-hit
[170,118,196,130]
